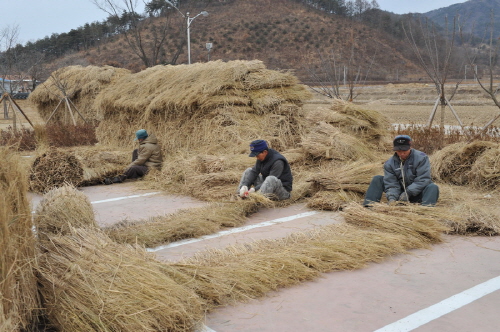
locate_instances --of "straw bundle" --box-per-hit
[94,60,310,153]
[342,203,448,246]
[163,219,439,309]
[469,145,500,190]
[29,65,131,122]
[34,185,97,242]
[430,141,498,185]
[105,199,266,247]
[307,190,364,211]
[307,160,383,194]
[0,148,40,330]
[29,149,84,193]
[37,227,204,332]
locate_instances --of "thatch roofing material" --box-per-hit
[29,149,84,193]
[34,185,97,241]
[37,227,204,332]
[430,141,498,186]
[29,65,131,122]
[0,148,40,330]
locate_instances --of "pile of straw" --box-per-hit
[34,184,97,242]
[29,65,131,122]
[469,145,500,191]
[106,198,270,247]
[29,149,84,193]
[0,148,40,330]
[37,227,204,332]
[161,205,447,309]
[93,60,311,153]
[430,141,498,186]
[300,99,390,161]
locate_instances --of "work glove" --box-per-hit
[239,186,248,197]
[399,192,409,202]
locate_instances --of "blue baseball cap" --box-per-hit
[249,139,268,157]
[135,129,148,141]
[393,135,411,151]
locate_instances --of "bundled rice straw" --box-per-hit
[37,227,204,332]
[307,160,383,194]
[469,145,500,190]
[431,141,498,185]
[29,149,84,193]
[34,184,97,242]
[162,217,441,309]
[105,198,270,247]
[0,148,40,330]
[29,65,131,122]
[307,190,364,211]
[93,60,310,152]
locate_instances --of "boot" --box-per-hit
[113,175,126,183]
[104,177,114,185]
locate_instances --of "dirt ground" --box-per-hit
[3,83,500,131]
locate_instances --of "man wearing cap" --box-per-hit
[237,139,293,200]
[105,129,163,184]
[363,135,439,206]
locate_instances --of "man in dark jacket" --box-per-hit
[237,139,293,200]
[105,129,163,185]
[363,135,439,206]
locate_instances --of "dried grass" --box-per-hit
[105,198,270,247]
[29,65,131,122]
[37,227,204,332]
[0,148,40,330]
[307,190,364,211]
[430,141,498,185]
[29,149,84,193]
[469,146,500,191]
[34,185,97,242]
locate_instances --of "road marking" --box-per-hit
[374,275,500,332]
[197,325,217,332]
[91,192,161,204]
[147,211,319,252]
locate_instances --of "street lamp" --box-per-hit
[187,11,208,64]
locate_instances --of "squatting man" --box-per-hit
[237,139,293,200]
[105,129,163,185]
[363,135,439,207]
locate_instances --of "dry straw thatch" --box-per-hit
[37,227,204,332]
[0,148,40,330]
[160,205,448,310]
[29,65,131,122]
[430,141,498,186]
[300,99,390,161]
[34,184,97,242]
[106,197,270,247]
[29,149,84,193]
[94,60,311,153]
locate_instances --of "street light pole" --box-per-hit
[186,11,208,64]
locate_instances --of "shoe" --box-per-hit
[104,178,113,185]
[112,176,124,183]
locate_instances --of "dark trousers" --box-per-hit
[124,149,148,179]
[363,175,439,206]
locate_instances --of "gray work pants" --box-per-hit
[363,175,439,207]
[238,168,291,201]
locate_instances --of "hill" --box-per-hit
[424,0,500,40]
[42,0,424,82]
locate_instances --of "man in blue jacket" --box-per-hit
[363,135,439,207]
[237,139,293,200]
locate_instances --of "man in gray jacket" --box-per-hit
[237,139,293,200]
[363,135,439,206]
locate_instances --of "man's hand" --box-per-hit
[388,199,397,206]
[239,186,248,198]
[399,192,409,202]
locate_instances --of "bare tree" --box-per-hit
[0,25,20,93]
[90,0,182,67]
[403,15,466,131]
[305,29,377,102]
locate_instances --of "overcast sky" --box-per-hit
[2,0,469,46]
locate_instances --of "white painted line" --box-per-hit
[91,192,161,204]
[147,211,319,252]
[197,325,217,332]
[374,275,500,332]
